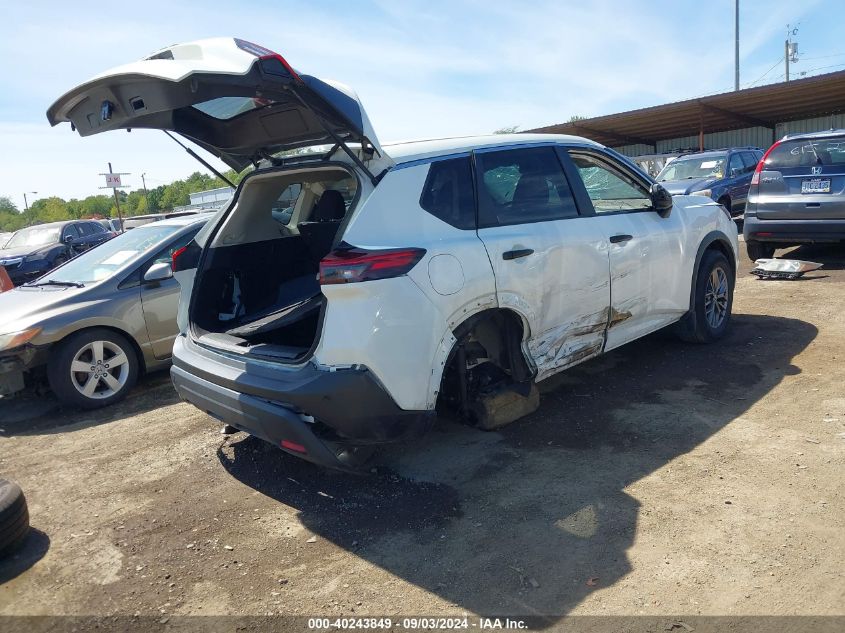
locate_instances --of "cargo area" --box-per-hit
[190,165,359,361]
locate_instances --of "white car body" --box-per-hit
[49,38,739,469]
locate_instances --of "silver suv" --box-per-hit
[744,130,845,260]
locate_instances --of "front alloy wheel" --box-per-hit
[704,267,729,329]
[48,328,139,409]
[69,340,130,400]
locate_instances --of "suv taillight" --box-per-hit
[319,247,426,285]
[172,241,201,273]
[751,141,781,186]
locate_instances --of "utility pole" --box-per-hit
[23,191,37,212]
[785,25,799,82]
[141,172,149,209]
[734,0,740,90]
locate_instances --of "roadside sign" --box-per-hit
[104,173,122,188]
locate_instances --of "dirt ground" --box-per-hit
[0,241,843,628]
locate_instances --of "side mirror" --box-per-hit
[143,261,173,283]
[63,235,75,244]
[650,183,673,218]
[730,167,742,178]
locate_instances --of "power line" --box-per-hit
[745,57,785,88]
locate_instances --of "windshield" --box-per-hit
[765,136,845,168]
[657,156,726,182]
[39,224,182,284]
[5,226,62,249]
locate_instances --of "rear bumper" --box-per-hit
[170,336,434,469]
[743,216,845,243]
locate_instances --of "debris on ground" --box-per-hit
[751,259,822,280]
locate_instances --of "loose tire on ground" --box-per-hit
[47,328,139,409]
[746,240,775,261]
[675,250,734,344]
[0,479,30,558]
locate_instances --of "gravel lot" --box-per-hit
[1,242,843,627]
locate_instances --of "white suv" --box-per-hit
[49,38,739,469]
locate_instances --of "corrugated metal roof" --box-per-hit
[528,70,845,148]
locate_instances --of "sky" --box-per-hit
[0,0,843,205]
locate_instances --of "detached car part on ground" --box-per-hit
[0,220,111,286]
[49,37,739,471]
[0,214,209,406]
[744,130,845,260]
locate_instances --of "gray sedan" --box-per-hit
[0,213,210,408]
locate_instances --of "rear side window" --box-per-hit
[766,137,845,168]
[475,147,579,227]
[77,222,95,236]
[89,222,106,233]
[419,157,476,229]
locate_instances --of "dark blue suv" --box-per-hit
[655,147,763,216]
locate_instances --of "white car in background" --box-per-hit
[49,37,739,470]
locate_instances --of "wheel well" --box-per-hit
[438,308,533,409]
[705,239,736,276]
[56,326,146,375]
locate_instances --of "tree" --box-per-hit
[494,125,520,134]
[0,196,18,214]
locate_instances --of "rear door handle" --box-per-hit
[502,248,534,260]
[609,234,633,244]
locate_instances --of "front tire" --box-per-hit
[676,250,734,343]
[48,328,139,409]
[746,240,775,261]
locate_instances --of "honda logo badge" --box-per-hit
[812,166,823,175]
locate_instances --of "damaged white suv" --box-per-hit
[49,38,739,470]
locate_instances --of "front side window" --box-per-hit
[476,147,579,227]
[569,153,652,214]
[728,153,745,176]
[740,152,760,172]
[419,157,476,229]
[657,155,727,182]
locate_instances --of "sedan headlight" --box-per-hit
[696,189,713,199]
[0,327,42,352]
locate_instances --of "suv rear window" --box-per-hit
[419,157,476,229]
[766,137,845,168]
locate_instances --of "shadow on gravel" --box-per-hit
[779,244,845,273]
[0,371,175,437]
[221,313,815,626]
[0,528,50,585]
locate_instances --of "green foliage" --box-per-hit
[493,125,520,134]
[0,168,243,232]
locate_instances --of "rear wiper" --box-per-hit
[24,279,84,288]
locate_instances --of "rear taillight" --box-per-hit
[319,247,426,285]
[172,241,201,273]
[234,38,303,83]
[751,141,781,186]
[280,439,307,454]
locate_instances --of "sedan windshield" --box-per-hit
[39,224,181,285]
[657,156,726,182]
[5,226,62,249]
